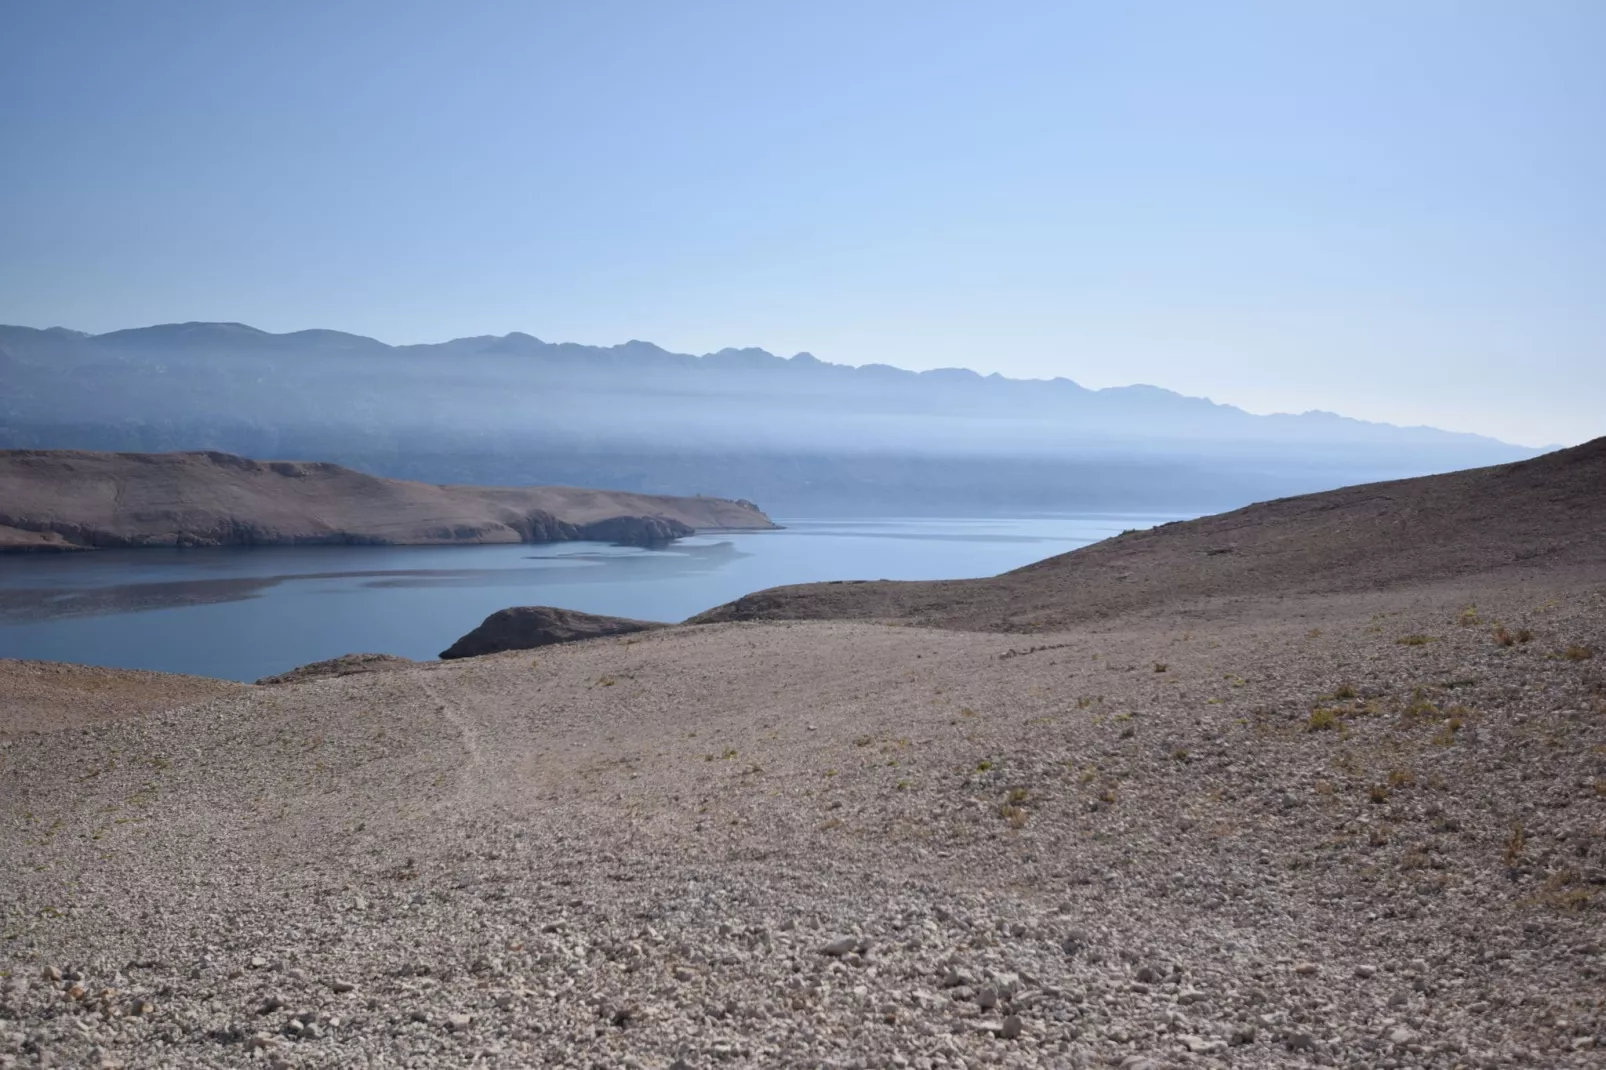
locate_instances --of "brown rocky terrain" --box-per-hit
[0,450,775,553]
[440,607,667,660]
[693,436,1606,631]
[0,660,245,737]
[0,440,1603,1068]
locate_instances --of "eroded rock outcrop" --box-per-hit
[255,653,417,686]
[440,606,666,660]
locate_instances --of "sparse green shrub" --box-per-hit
[1308,708,1342,732]
[1397,635,1436,647]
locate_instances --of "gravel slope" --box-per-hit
[691,436,1606,632]
[2,570,1602,1068]
[0,660,245,737]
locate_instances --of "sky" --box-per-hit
[1,2,1602,448]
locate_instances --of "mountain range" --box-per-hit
[0,321,1542,514]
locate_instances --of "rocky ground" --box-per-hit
[1,569,1602,1069]
[0,661,244,738]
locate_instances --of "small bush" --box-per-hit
[1388,769,1415,788]
[1153,663,1168,673]
[1563,645,1595,662]
[1307,708,1342,732]
[1397,635,1436,647]
[1369,785,1390,804]
[999,804,1028,828]
[1331,683,1358,700]
[1516,628,1534,644]
[1493,626,1515,647]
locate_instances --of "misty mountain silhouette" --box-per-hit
[0,321,1541,515]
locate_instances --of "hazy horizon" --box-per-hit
[3,2,1602,448]
[0,317,1576,451]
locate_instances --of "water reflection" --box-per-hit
[0,539,751,623]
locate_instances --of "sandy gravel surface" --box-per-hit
[2,570,1602,1068]
[0,661,245,737]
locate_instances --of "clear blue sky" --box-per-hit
[2,1,1601,447]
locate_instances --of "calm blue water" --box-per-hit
[0,515,1171,681]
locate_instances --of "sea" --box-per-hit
[0,515,1176,682]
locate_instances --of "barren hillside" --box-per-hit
[693,436,1606,631]
[1,444,1603,1068]
[0,449,774,552]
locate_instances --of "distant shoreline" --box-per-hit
[0,448,778,554]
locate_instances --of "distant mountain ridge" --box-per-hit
[3,320,1521,450]
[0,320,1545,515]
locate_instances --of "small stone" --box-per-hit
[977,986,999,1009]
[1000,1015,1023,1039]
[1355,965,1377,979]
[1135,965,1162,983]
[328,980,356,994]
[819,937,859,957]
[1389,1026,1417,1045]
[249,956,267,970]
[446,1013,472,1032]
[1284,1031,1316,1051]
[42,966,62,982]
[1294,962,1319,976]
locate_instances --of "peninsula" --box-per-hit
[0,449,775,552]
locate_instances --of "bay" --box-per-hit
[0,514,1173,681]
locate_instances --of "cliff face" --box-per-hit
[0,450,775,553]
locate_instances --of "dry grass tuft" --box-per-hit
[1307,708,1343,732]
[1505,824,1525,864]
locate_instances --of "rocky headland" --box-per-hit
[0,449,775,553]
[1,439,1603,1068]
